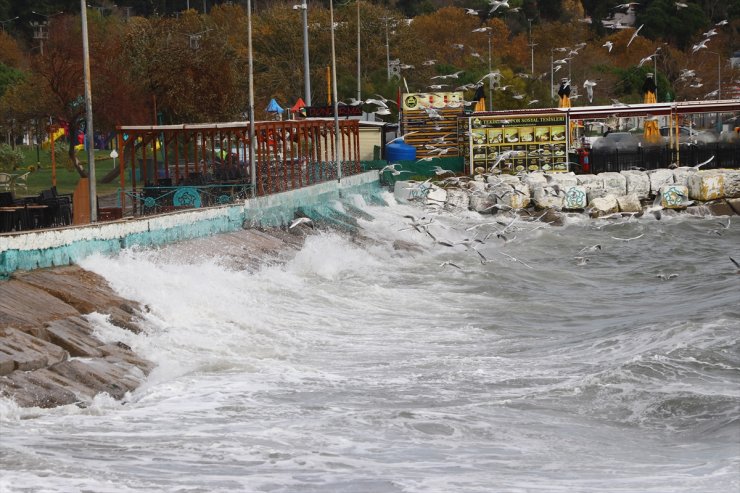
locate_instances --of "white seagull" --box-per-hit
[583,79,597,103]
[692,38,710,53]
[627,24,644,47]
[603,41,614,52]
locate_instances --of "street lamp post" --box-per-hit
[0,16,18,32]
[487,31,493,111]
[356,0,361,104]
[292,2,311,106]
[247,0,256,196]
[80,1,96,221]
[383,16,391,81]
[527,18,535,75]
[329,0,341,182]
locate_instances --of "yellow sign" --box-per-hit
[462,114,569,173]
[402,92,465,111]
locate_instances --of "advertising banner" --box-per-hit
[402,92,465,111]
[462,113,569,174]
[305,106,362,118]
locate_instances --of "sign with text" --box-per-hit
[305,105,362,118]
[464,113,569,173]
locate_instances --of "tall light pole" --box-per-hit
[356,0,361,104]
[247,0,256,196]
[653,47,659,103]
[382,16,391,81]
[293,2,311,106]
[527,18,535,75]
[80,1,96,221]
[0,16,18,32]
[488,30,493,111]
[329,0,341,181]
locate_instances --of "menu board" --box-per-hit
[402,92,465,111]
[465,114,569,174]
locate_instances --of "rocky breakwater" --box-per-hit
[0,266,153,408]
[394,168,740,219]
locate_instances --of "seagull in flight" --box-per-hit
[627,24,644,47]
[692,38,710,53]
[583,80,597,103]
[464,8,479,15]
[489,0,510,13]
[289,217,314,229]
[603,41,614,52]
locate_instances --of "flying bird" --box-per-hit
[289,217,314,229]
[464,8,479,15]
[675,2,688,9]
[489,0,510,13]
[583,79,597,103]
[638,54,655,67]
[603,41,614,52]
[627,24,644,47]
[692,38,710,53]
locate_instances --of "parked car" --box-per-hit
[591,132,640,152]
[659,126,697,142]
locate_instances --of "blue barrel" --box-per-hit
[386,142,416,162]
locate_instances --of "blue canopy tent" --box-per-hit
[265,98,284,120]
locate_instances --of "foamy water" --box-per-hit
[1,192,738,492]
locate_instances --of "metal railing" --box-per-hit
[590,142,740,173]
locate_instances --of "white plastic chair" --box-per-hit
[0,173,12,191]
[12,172,29,193]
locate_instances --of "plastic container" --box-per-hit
[386,142,416,162]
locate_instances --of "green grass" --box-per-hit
[15,145,131,198]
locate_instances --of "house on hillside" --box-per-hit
[601,2,638,30]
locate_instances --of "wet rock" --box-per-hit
[538,208,565,226]
[727,198,740,215]
[588,195,619,217]
[648,169,675,195]
[617,193,642,213]
[0,328,67,371]
[444,189,469,211]
[562,186,588,210]
[576,174,603,195]
[45,317,105,358]
[621,170,650,199]
[660,185,691,209]
[672,167,694,187]
[721,169,740,198]
[688,171,724,201]
[600,172,627,196]
[533,186,564,210]
[522,172,547,193]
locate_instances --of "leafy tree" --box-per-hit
[637,0,709,50]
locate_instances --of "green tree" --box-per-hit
[637,0,709,50]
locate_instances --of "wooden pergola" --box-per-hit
[115,119,361,215]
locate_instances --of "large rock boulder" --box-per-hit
[721,169,740,198]
[562,186,588,210]
[444,189,470,211]
[617,193,642,213]
[588,195,619,217]
[648,168,675,196]
[659,184,691,209]
[687,171,725,201]
[600,172,627,196]
[533,186,564,210]
[621,170,650,199]
[672,167,695,187]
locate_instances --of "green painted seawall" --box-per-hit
[0,172,384,279]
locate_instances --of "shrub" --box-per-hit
[0,144,24,172]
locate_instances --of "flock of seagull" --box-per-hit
[343,2,731,115]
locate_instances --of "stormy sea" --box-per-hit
[1,190,738,492]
